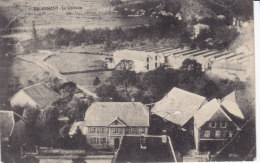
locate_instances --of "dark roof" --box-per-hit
[114,135,177,162]
[11,83,60,108]
[84,102,149,127]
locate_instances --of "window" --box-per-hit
[126,128,132,134]
[147,64,149,70]
[101,128,107,134]
[113,128,122,134]
[97,128,101,134]
[132,128,139,134]
[209,122,217,128]
[220,122,227,128]
[100,138,106,144]
[215,131,221,138]
[89,127,96,133]
[112,120,119,125]
[223,131,229,138]
[90,138,96,144]
[147,57,149,62]
[140,128,145,134]
[204,130,210,137]
[155,62,158,68]
[155,56,158,61]
[229,131,233,138]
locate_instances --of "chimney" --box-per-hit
[140,135,147,149]
[162,130,167,143]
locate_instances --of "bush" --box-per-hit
[96,84,120,101]
[93,76,101,86]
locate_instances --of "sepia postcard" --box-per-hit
[0,0,256,162]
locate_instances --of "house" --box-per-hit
[193,98,242,153]
[83,102,149,149]
[113,49,164,72]
[151,87,206,131]
[9,82,60,109]
[112,135,178,163]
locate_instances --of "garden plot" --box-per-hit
[65,71,112,92]
[46,52,107,73]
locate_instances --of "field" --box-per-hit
[46,51,112,92]
[46,52,107,73]
[12,57,55,87]
[66,71,112,92]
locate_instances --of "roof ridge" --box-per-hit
[219,105,241,129]
[22,82,46,91]
[195,98,224,128]
[8,82,46,102]
[171,87,206,99]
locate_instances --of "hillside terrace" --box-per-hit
[124,45,250,65]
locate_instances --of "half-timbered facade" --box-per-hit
[194,98,242,153]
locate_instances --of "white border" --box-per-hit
[254,1,260,162]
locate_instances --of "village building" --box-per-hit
[193,98,243,153]
[82,102,149,149]
[9,82,60,109]
[111,45,251,82]
[113,49,164,72]
[151,87,206,131]
[112,135,178,163]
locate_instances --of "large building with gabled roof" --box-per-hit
[9,82,60,109]
[111,45,252,81]
[151,87,206,128]
[193,97,244,153]
[113,49,165,72]
[83,102,149,149]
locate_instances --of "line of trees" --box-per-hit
[39,15,244,52]
[96,59,246,103]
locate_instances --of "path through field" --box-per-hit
[16,51,98,98]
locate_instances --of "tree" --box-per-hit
[96,84,120,101]
[67,97,89,122]
[115,59,134,71]
[22,107,40,146]
[34,106,60,147]
[58,81,77,99]
[38,106,59,126]
[71,126,86,149]
[23,107,40,127]
[93,76,101,86]
[110,60,137,97]
[139,67,177,102]
[180,59,202,72]
[110,70,137,97]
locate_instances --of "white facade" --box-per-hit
[10,91,38,108]
[113,49,164,73]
